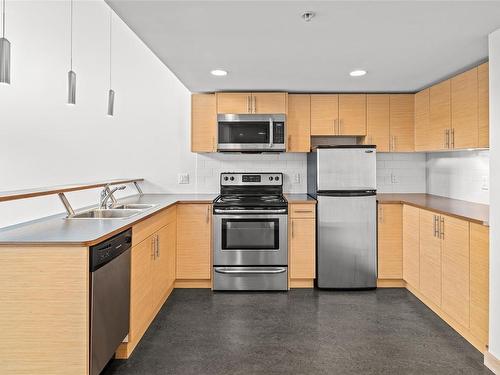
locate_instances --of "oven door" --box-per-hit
[213,213,288,266]
[217,114,285,152]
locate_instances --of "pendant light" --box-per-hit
[67,0,76,104]
[107,10,114,116]
[0,0,11,84]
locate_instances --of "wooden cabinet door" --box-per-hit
[253,93,287,114]
[129,237,154,344]
[419,209,442,307]
[478,63,489,148]
[311,94,338,135]
[470,223,489,346]
[390,94,414,152]
[290,217,316,279]
[403,205,420,289]
[153,222,176,311]
[430,80,452,151]
[441,215,470,327]
[216,93,251,114]
[415,89,430,151]
[176,204,212,280]
[191,94,216,152]
[338,94,366,136]
[377,204,402,279]
[451,68,478,149]
[365,94,390,151]
[287,94,311,152]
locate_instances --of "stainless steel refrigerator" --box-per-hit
[307,145,377,289]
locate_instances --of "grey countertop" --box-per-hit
[0,194,217,246]
[285,194,317,203]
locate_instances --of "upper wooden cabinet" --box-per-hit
[377,203,403,279]
[478,62,489,148]
[429,79,452,151]
[366,94,390,151]
[311,94,366,136]
[176,203,212,280]
[216,92,287,114]
[390,94,414,152]
[191,94,217,153]
[451,68,478,149]
[414,88,430,151]
[287,94,311,152]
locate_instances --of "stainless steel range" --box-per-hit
[212,172,288,291]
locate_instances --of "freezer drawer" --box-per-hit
[213,266,288,291]
[316,147,376,191]
[317,194,377,288]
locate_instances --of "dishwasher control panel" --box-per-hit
[90,229,132,271]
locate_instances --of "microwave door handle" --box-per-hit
[269,118,274,147]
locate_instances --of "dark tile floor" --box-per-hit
[103,289,492,375]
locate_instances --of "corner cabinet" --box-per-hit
[216,92,287,114]
[288,203,316,288]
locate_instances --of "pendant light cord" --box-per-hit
[109,10,112,89]
[2,0,6,38]
[70,0,73,70]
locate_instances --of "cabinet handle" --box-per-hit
[433,215,438,237]
[151,237,155,260]
[445,129,449,149]
[379,206,383,223]
[440,217,444,239]
[294,209,313,213]
[156,234,160,258]
[252,96,256,113]
[206,205,210,223]
[291,220,294,238]
[247,96,251,113]
[288,135,291,150]
[451,128,455,149]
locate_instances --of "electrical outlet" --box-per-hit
[178,173,189,184]
[294,173,301,184]
[481,175,489,191]
[390,173,399,184]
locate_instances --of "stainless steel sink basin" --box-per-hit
[70,209,142,219]
[113,204,156,210]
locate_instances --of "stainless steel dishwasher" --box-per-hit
[90,229,131,375]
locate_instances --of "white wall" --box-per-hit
[427,150,490,204]
[376,153,427,193]
[0,0,195,228]
[488,28,500,361]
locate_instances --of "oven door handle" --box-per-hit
[214,267,287,275]
[214,209,287,214]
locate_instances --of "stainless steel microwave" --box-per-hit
[217,114,286,152]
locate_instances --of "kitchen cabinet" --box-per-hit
[377,203,402,279]
[441,214,470,328]
[287,94,311,152]
[216,92,287,114]
[289,203,316,287]
[365,94,390,151]
[311,94,366,136]
[451,68,478,149]
[390,94,414,152]
[119,206,177,359]
[470,223,489,346]
[311,94,338,135]
[414,88,430,151]
[419,209,442,307]
[191,94,217,152]
[402,205,420,289]
[429,79,452,151]
[176,203,212,281]
[478,62,489,148]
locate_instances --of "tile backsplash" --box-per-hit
[426,150,489,204]
[376,153,427,193]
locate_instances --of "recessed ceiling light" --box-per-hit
[302,11,315,22]
[350,70,367,77]
[211,69,227,76]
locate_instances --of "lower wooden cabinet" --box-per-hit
[377,203,402,279]
[176,203,212,284]
[153,220,177,312]
[402,205,420,289]
[289,203,316,288]
[419,209,442,307]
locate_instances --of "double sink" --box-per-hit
[70,204,156,219]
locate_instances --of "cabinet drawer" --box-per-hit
[132,206,177,247]
[289,204,316,218]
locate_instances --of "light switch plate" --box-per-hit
[178,173,189,184]
[294,173,301,184]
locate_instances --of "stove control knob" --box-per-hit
[224,176,229,181]
[275,176,280,181]
[230,177,235,181]
[269,176,273,181]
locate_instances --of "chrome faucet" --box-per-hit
[99,185,126,209]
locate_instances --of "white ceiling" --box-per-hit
[106,0,500,93]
